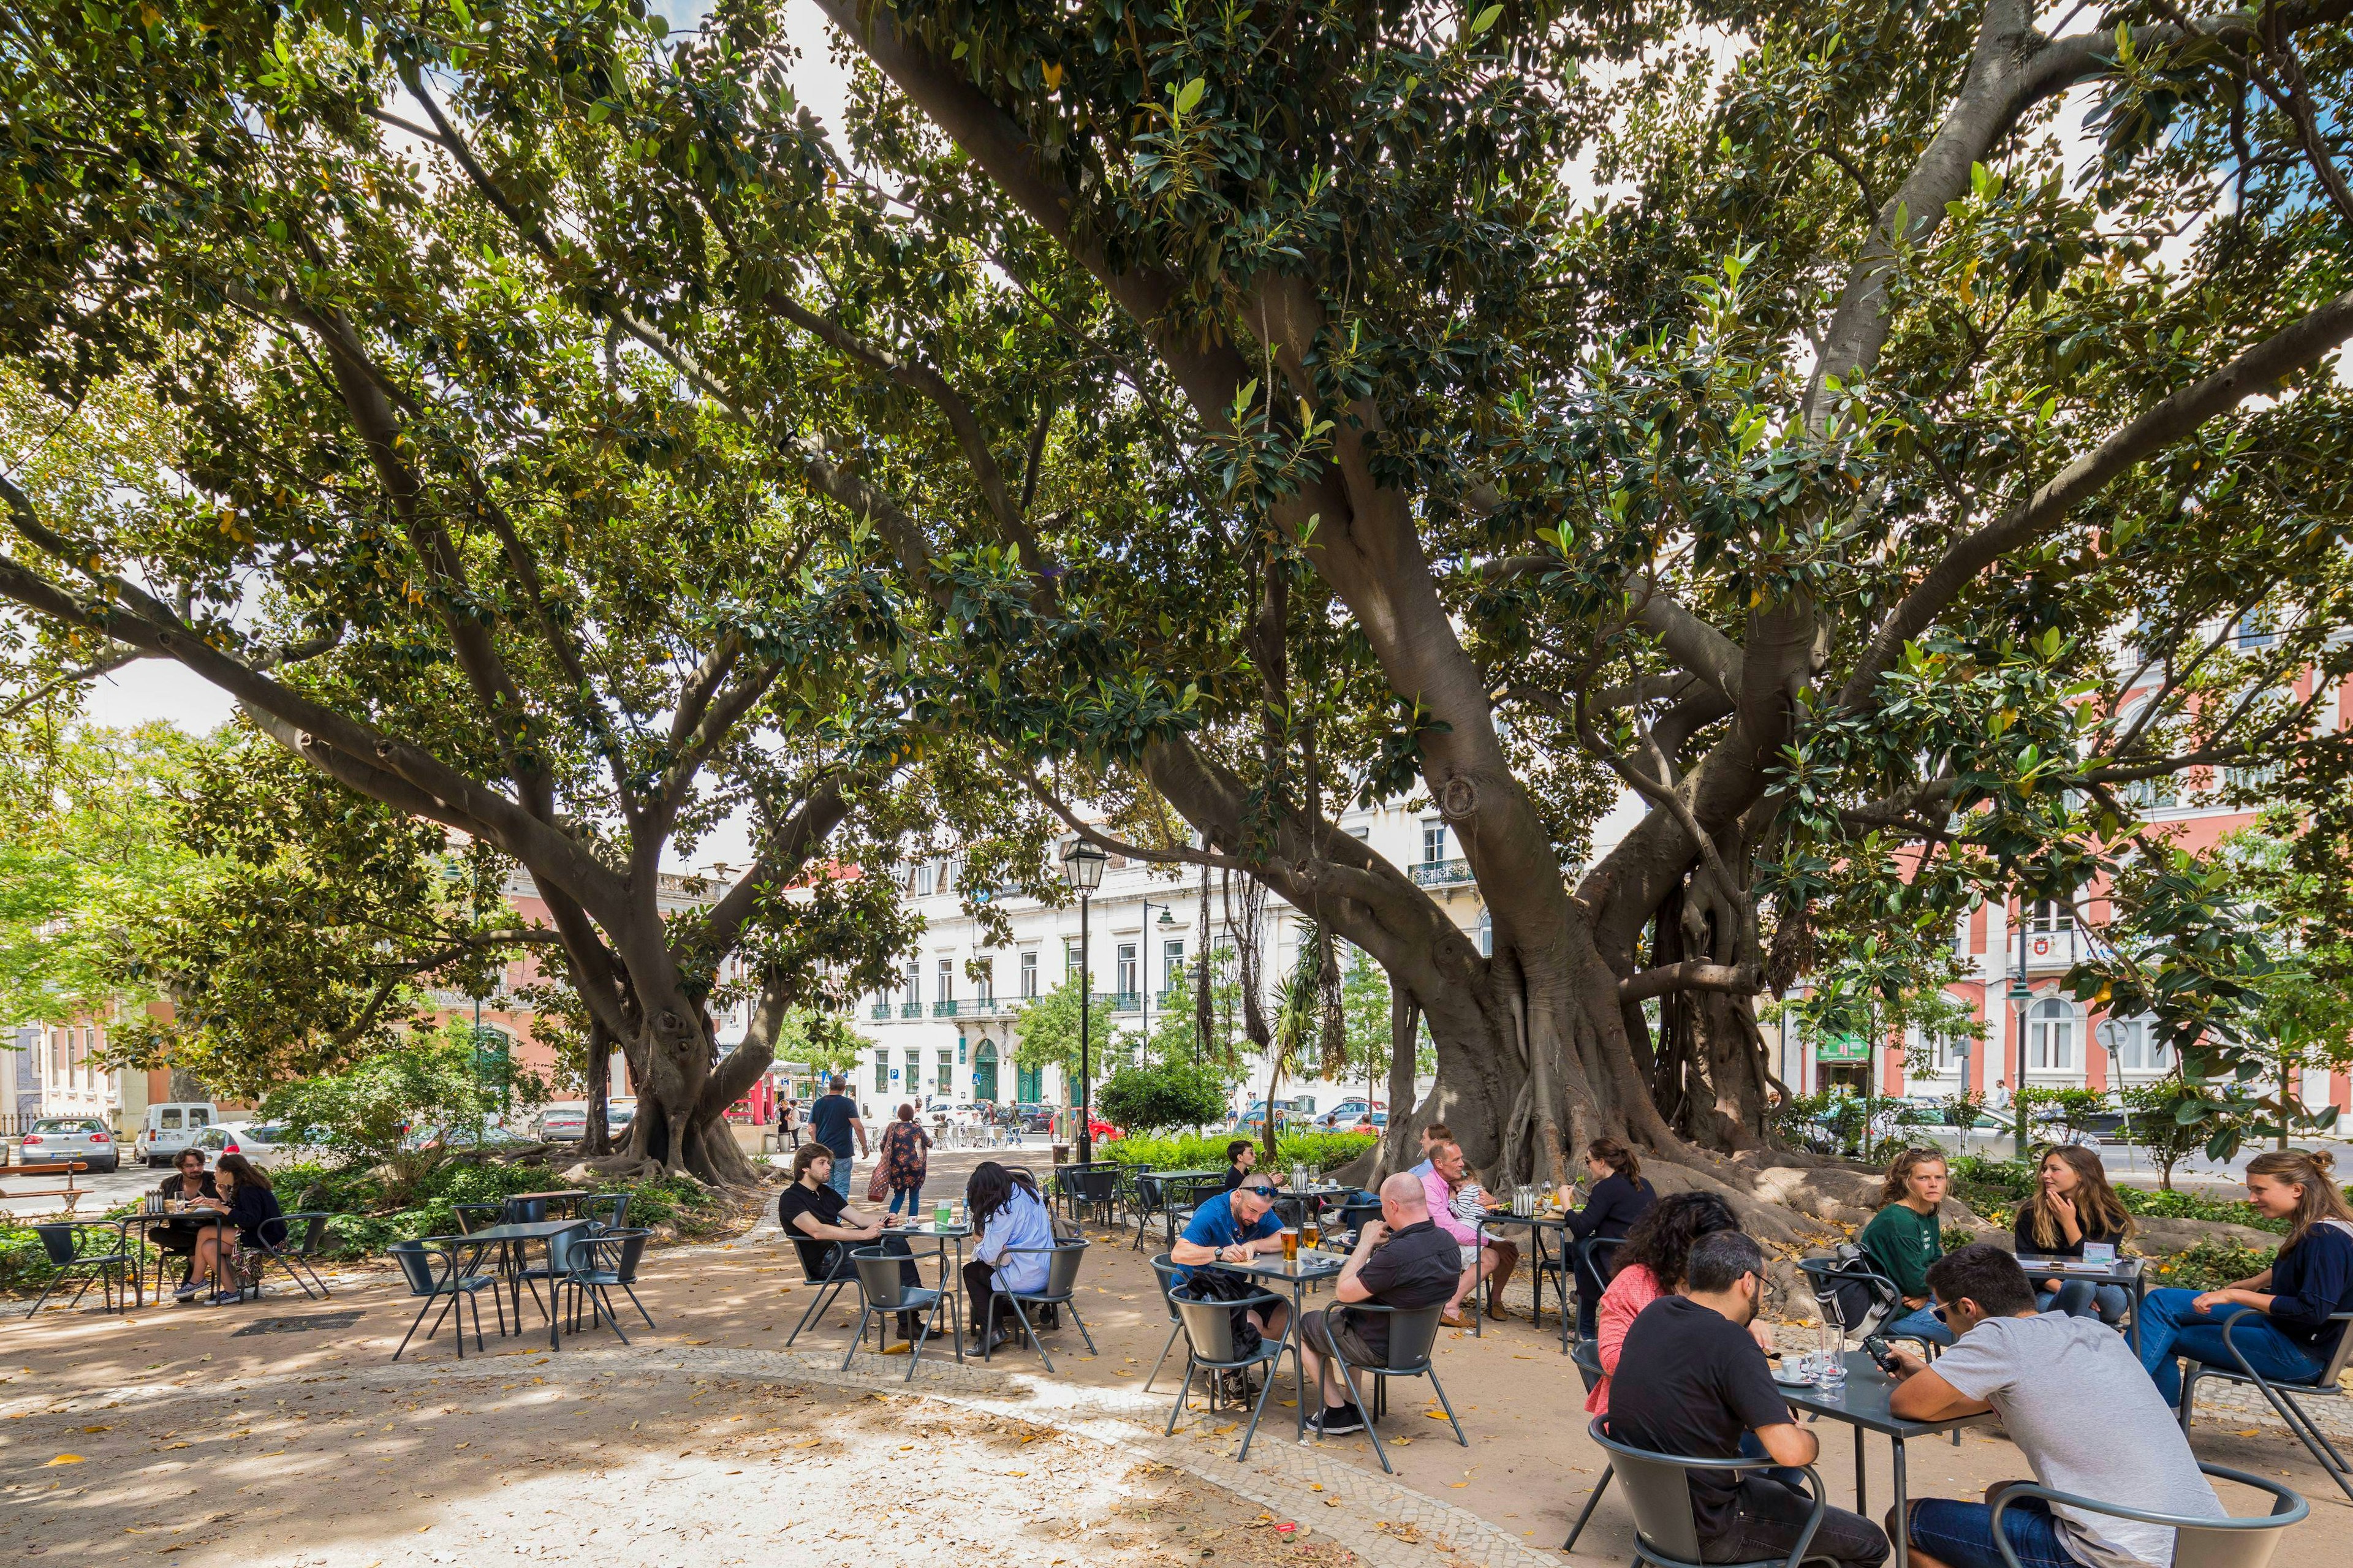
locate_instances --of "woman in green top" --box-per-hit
[1859,1147,1953,1346]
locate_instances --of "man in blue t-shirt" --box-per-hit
[805,1077,867,1200]
[1172,1180,1292,1346]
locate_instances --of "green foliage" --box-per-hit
[773,1008,874,1081]
[2146,1240,2279,1293]
[1096,1059,1230,1135]
[259,1022,539,1164]
[2116,1080,2219,1192]
[1101,1130,1376,1175]
[2014,1085,2112,1146]
[1012,975,1121,1093]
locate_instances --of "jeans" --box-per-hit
[2035,1280,2129,1324]
[1908,1494,2076,1568]
[2135,1287,2323,1404]
[1701,1475,1888,1568]
[889,1183,924,1216]
[1736,1429,1810,1494]
[1887,1301,1955,1347]
[825,1156,855,1201]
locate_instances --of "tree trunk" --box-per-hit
[583,1012,613,1157]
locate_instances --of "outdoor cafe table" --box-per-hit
[1213,1248,1347,1441]
[1776,1350,1996,1568]
[890,1217,971,1361]
[458,1219,593,1350]
[1143,1170,1225,1250]
[1471,1209,1578,1346]
[2015,1252,2149,1349]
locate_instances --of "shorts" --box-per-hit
[1460,1244,1481,1270]
[1303,1306,1381,1369]
[1906,1495,2082,1568]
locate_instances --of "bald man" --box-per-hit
[1300,1172,1467,1436]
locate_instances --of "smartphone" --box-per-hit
[1860,1333,1903,1374]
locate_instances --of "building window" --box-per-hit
[912,861,936,896]
[2027,900,2073,933]
[1909,1024,1969,1075]
[1348,825,1371,841]
[936,958,954,1003]
[2234,610,2276,650]
[2107,1013,2172,1072]
[1116,942,1139,998]
[1162,939,1186,996]
[873,1052,890,1094]
[1020,951,1038,998]
[903,961,922,1006]
[1421,818,1447,865]
[1477,907,1493,957]
[1065,939,1083,982]
[2028,998,2077,1072]
[903,1048,922,1092]
[937,1049,953,1093]
[975,960,994,1003]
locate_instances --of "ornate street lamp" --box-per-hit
[1059,839,1108,1162]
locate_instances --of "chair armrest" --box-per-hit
[1987,1462,2306,1567]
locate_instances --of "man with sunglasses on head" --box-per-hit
[1172,1177,1293,1393]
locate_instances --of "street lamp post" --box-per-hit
[2008,911,2033,1154]
[1060,839,1108,1163]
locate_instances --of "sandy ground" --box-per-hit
[4,1171,2344,1567]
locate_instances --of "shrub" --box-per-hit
[1096,1060,1230,1135]
[1101,1129,1376,1175]
[2147,1238,2276,1291]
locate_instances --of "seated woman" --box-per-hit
[147,1150,218,1280]
[1584,1190,1757,1410]
[2013,1145,2134,1323]
[1563,1136,1657,1340]
[1862,1147,1953,1346]
[2137,1148,2353,1405]
[964,1161,1056,1350]
[181,1153,279,1306]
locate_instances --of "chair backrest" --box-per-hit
[1075,1167,1121,1203]
[544,1225,586,1273]
[1376,1303,1448,1372]
[287,1212,332,1256]
[1799,1251,1900,1335]
[1147,1252,1186,1324]
[850,1246,914,1308]
[789,1235,838,1282]
[591,1229,650,1284]
[1270,1197,1305,1230]
[1040,1238,1088,1297]
[1175,1295,1249,1362]
[452,1203,501,1235]
[1572,1336,1604,1382]
[32,1223,80,1267]
[387,1239,440,1295]
[584,1194,627,1231]
[1591,1418,1705,1564]
[1336,1198,1382,1237]
[1996,1463,2308,1568]
[1585,1235,1627,1276]
[2313,1311,2353,1384]
[504,1195,548,1224]
[1134,1172,1167,1210]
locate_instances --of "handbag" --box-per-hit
[866,1158,892,1202]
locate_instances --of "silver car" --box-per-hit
[191,1123,286,1165]
[17,1117,121,1174]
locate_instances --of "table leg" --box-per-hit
[1854,1422,1866,1517]
[2128,1273,2145,1355]
[545,1240,562,1350]
[1891,1435,1911,1568]
[1292,1278,1311,1439]
[1471,1222,1485,1338]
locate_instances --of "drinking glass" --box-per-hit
[1816,1306,1847,1389]
[1280,1227,1299,1263]
[1302,1220,1320,1252]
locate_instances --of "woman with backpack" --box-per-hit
[2136,1148,2353,1404]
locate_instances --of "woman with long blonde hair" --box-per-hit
[2136,1148,2353,1404]
[2015,1145,2135,1322]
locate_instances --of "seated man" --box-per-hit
[1612,1232,1889,1568]
[1171,1179,1293,1352]
[1300,1171,1461,1434]
[1889,1244,2221,1568]
[1425,1140,1517,1324]
[776,1142,921,1338]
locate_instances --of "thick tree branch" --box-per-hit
[1619,961,1759,1004]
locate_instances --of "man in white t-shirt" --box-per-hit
[1887,1244,2221,1568]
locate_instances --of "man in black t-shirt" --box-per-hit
[776,1142,922,1337]
[1300,1172,1464,1435]
[1610,1232,1888,1568]
[806,1076,867,1200]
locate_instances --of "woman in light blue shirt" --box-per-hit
[964,1162,1055,1350]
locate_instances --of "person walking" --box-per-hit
[778,1096,800,1151]
[806,1075,867,1201]
[876,1104,933,1216]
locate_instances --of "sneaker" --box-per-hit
[1307,1405,1365,1436]
[172,1281,203,1300]
[209,1291,243,1306]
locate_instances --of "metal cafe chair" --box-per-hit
[1321,1301,1467,1474]
[1988,1463,2307,1568]
[1589,1416,1831,1568]
[2177,1308,2353,1503]
[982,1238,1097,1373]
[23,1222,139,1317]
[843,1245,953,1382]
[1164,1290,1289,1461]
[1563,1339,1615,1551]
[387,1238,504,1359]
[252,1211,335,1300]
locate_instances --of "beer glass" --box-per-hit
[1301,1219,1320,1252]
[1280,1227,1299,1263]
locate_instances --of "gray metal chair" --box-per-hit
[1987,1462,2307,1568]
[782,1234,860,1346]
[1563,1339,1615,1550]
[843,1245,951,1381]
[1321,1301,1467,1474]
[1143,1252,1188,1391]
[1129,1172,1169,1252]
[1590,1415,1830,1568]
[513,1223,590,1326]
[388,1238,504,1359]
[252,1211,334,1300]
[582,1193,628,1232]
[1165,1289,1290,1460]
[2178,1308,2353,1502]
[983,1238,1096,1372]
[562,1227,654,1343]
[451,1203,502,1235]
[24,1222,138,1317]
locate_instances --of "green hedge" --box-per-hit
[1946,1154,2292,1235]
[1100,1130,1377,1174]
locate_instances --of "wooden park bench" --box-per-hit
[1,1158,94,1214]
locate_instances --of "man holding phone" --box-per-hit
[1886,1244,2219,1568]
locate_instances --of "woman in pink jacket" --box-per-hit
[1585,1191,1771,1412]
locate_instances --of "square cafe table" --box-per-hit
[456,1219,593,1350]
[1776,1350,1996,1568]
[889,1218,971,1360]
[1213,1248,1347,1441]
[2014,1252,2148,1349]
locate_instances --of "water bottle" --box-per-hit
[1816,1309,1847,1390]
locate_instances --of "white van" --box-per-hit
[134,1103,219,1167]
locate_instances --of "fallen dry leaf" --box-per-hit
[44,1455,86,1467]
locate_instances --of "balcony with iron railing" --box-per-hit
[900,1001,923,1018]
[871,1002,893,1020]
[1412,858,1474,888]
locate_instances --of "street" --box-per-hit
[0,1156,160,1221]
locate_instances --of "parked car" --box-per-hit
[134,1102,221,1167]
[1316,1097,1385,1129]
[1233,1099,1306,1134]
[190,1122,287,1166]
[607,1097,638,1134]
[17,1116,119,1174]
[531,1102,589,1141]
[1012,1102,1055,1134]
